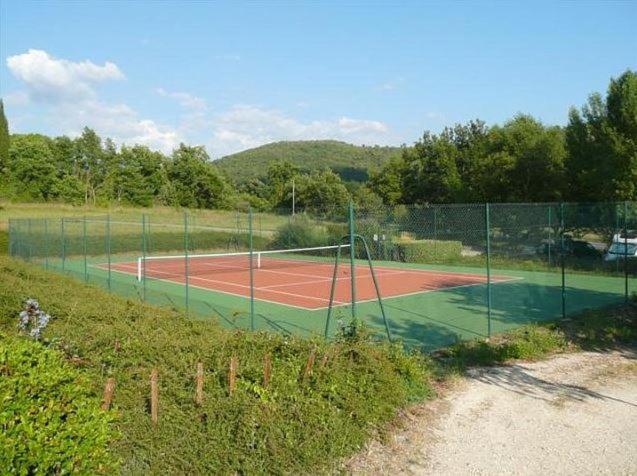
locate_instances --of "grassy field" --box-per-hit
[0,201,292,232]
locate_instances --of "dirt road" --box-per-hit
[347,350,637,475]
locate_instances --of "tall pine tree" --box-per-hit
[0,100,9,174]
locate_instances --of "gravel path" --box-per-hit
[347,350,637,475]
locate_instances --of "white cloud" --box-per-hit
[3,91,30,107]
[155,87,207,111]
[208,105,391,157]
[6,49,124,102]
[5,49,395,157]
[54,99,182,153]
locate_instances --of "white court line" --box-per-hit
[259,271,407,290]
[111,262,348,305]
[93,262,523,312]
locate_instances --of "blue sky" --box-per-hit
[1,0,635,158]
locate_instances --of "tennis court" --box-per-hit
[100,246,518,310]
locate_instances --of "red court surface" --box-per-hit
[103,255,516,310]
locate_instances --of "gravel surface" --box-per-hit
[347,350,637,475]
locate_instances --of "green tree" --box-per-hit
[368,157,405,205]
[8,134,59,201]
[487,115,566,202]
[294,169,350,213]
[72,127,105,205]
[566,70,637,201]
[167,144,233,209]
[401,132,461,204]
[265,159,301,208]
[0,99,9,175]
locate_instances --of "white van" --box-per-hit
[604,232,637,262]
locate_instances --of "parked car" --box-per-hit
[536,237,604,259]
[604,232,637,262]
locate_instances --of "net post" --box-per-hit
[624,200,629,303]
[348,200,357,319]
[106,214,112,292]
[358,236,392,341]
[249,206,255,331]
[184,211,189,315]
[560,202,566,319]
[44,218,49,270]
[257,252,261,269]
[325,244,343,339]
[484,203,492,338]
[83,215,88,282]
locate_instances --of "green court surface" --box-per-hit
[42,254,630,351]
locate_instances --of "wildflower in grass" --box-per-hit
[17,299,51,340]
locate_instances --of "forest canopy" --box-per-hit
[1,70,635,211]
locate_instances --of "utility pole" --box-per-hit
[292,179,296,216]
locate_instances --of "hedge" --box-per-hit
[393,239,463,264]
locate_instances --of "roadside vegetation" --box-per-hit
[1,252,635,473]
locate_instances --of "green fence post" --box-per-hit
[624,201,629,303]
[7,219,12,256]
[44,219,49,270]
[248,206,255,331]
[142,214,147,302]
[184,212,190,315]
[484,203,492,338]
[349,201,357,319]
[560,202,566,319]
[83,216,88,282]
[26,219,32,261]
[106,214,112,292]
[547,205,552,267]
[61,218,66,271]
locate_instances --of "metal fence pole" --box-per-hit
[349,201,357,319]
[484,203,492,337]
[106,214,112,292]
[44,218,49,270]
[142,214,147,301]
[248,206,255,330]
[560,202,566,319]
[83,216,88,282]
[624,201,629,303]
[547,205,552,267]
[184,212,189,315]
[61,218,66,271]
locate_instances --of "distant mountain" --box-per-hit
[214,140,403,183]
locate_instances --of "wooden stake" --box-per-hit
[318,351,330,370]
[195,362,204,406]
[228,356,237,396]
[101,377,116,411]
[150,368,159,425]
[303,347,317,381]
[263,353,272,388]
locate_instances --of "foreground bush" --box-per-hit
[0,333,118,473]
[0,256,432,474]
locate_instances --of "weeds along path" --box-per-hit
[347,350,637,475]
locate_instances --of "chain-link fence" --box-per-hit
[8,201,637,350]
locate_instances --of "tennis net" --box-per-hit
[136,244,351,281]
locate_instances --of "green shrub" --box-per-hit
[0,256,432,474]
[270,216,333,249]
[0,334,118,473]
[394,239,462,263]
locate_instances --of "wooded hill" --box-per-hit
[215,140,403,183]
